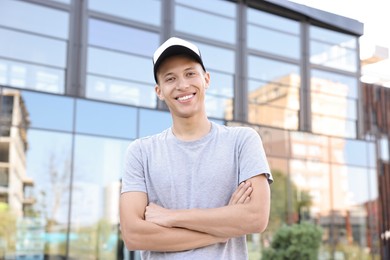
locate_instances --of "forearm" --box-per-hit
[121,218,226,252]
[172,203,266,238]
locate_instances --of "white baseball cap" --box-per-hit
[153,37,206,83]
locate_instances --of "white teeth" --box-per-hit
[177,94,193,101]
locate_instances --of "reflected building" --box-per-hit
[0,0,385,259]
[0,89,32,217]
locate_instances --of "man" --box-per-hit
[120,37,272,259]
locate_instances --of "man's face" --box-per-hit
[155,55,210,119]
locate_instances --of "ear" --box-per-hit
[204,71,211,89]
[155,84,164,100]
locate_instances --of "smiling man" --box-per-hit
[119,37,273,260]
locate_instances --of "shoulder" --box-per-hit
[126,128,170,154]
[215,123,260,139]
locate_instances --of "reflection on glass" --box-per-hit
[330,138,369,167]
[194,42,235,74]
[0,58,65,93]
[89,19,159,57]
[311,69,358,138]
[206,71,234,119]
[86,75,157,108]
[76,99,137,139]
[20,90,74,131]
[290,132,329,162]
[0,0,69,39]
[88,47,152,83]
[176,0,236,16]
[175,5,236,44]
[0,28,67,68]
[329,165,370,257]
[70,135,129,259]
[138,109,172,137]
[310,25,358,72]
[0,129,74,259]
[312,115,356,139]
[88,0,161,26]
[247,57,300,129]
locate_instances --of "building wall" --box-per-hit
[0,0,381,259]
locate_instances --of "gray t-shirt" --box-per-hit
[121,122,272,260]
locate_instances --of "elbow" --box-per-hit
[247,211,270,234]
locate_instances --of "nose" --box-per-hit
[176,77,190,90]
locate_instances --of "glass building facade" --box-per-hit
[0,0,381,259]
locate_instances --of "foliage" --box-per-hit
[0,203,17,255]
[262,222,322,260]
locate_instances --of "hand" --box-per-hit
[228,181,252,205]
[145,203,174,227]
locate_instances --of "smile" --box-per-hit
[176,94,195,101]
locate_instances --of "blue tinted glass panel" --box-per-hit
[247,8,299,34]
[367,142,376,168]
[86,75,157,108]
[310,26,358,72]
[88,47,153,83]
[20,90,74,131]
[330,138,368,167]
[248,56,300,87]
[311,69,358,99]
[311,26,356,48]
[206,70,234,119]
[248,25,299,59]
[139,109,172,137]
[75,99,137,139]
[195,42,235,73]
[0,28,67,68]
[0,0,69,39]
[0,58,65,93]
[175,6,236,44]
[70,135,129,259]
[89,0,161,26]
[176,0,236,17]
[25,129,73,258]
[89,19,159,56]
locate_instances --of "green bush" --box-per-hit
[262,222,322,260]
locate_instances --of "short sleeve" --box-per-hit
[238,127,273,184]
[121,139,148,194]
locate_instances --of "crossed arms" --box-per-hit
[119,174,270,252]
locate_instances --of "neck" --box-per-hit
[171,115,211,141]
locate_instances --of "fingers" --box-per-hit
[229,181,252,205]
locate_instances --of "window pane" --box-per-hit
[175,3,236,44]
[330,138,369,167]
[87,47,152,83]
[206,72,234,119]
[247,8,300,59]
[138,109,172,137]
[195,42,235,74]
[290,160,331,222]
[75,99,137,139]
[248,56,300,129]
[20,90,74,132]
[312,115,356,138]
[0,58,65,93]
[89,19,159,56]
[312,93,357,120]
[176,0,236,17]
[311,69,357,138]
[0,28,67,68]
[70,135,129,259]
[88,0,161,26]
[24,129,72,258]
[248,8,299,34]
[0,0,69,39]
[86,75,157,108]
[310,26,358,72]
[330,165,369,252]
[290,132,329,162]
[248,25,299,59]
